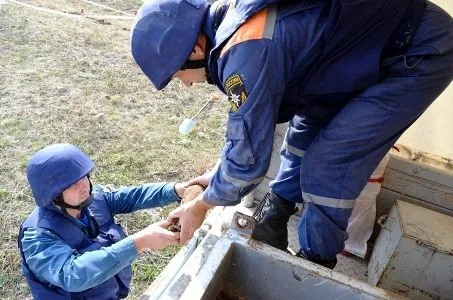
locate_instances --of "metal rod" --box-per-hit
[191,98,213,120]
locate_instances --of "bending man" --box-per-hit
[131,0,453,268]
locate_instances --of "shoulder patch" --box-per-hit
[220,7,276,57]
[224,73,248,112]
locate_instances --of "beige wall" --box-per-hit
[397,1,453,160]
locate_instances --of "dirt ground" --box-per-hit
[0,0,229,298]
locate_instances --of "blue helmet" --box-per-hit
[26,144,94,207]
[130,0,209,90]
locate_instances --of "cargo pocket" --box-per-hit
[225,113,256,167]
[381,54,425,76]
[402,55,424,69]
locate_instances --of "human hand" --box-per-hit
[131,219,180,253]
[174,182,186,199]
[174,182,205,203]
[167,196,213,244]
[184,172,213,188]
[181,184,205,204]
[185,160,220,188]
[166,185,205,233]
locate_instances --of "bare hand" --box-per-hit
[185,160,220,188]
[174,182,186,199]
[174,182,205,203]
[168,196,213,244]
[181,184,205,204]
[184,172,212,188]
[131,219,180,253]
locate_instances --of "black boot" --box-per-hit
[252,191,296,251]
[296,249,337,269]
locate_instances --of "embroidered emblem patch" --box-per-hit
[224,73,248,112]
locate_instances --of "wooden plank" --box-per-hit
[383,154,453,212]
[376,189,453,218]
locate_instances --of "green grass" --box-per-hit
[0,1,229,298]
[0,139,10,149]
[131,245,181,285]
[0,118,29,134]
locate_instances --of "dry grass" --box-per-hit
[0,0,229,298]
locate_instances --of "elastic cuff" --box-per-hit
[202,188,235,206]
[172,183,182,202]
[162,183,181,203]
[202,189,215,206]
[109,237,139,266]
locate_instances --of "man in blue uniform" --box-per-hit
[19,144,186,299]
[131,0,453,268]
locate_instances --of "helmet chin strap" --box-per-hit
[179,39,213,84]
[180,59,206,70]
[57,196,94,210]
[54,177,94,215]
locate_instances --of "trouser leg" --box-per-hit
[298,1,453,263]
[253,101,341,250]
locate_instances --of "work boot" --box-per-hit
[252,191,296,251]
[296,249,337,269]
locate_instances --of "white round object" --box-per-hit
[179,118,195,134]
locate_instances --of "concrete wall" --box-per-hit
[397,1,453,160]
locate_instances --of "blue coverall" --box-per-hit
[20,183,180,295]
[201,0,453,261]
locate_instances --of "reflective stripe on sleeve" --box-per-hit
[222,169,265,188]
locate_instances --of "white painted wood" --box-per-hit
[398,200,453,254]
[382,154,453,212]
[368,204,403,286]
[369,200,453,299]
[377,188,453,218]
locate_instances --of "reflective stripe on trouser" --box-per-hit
[270,103,341,202]
[276,2,453,262]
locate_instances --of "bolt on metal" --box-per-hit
[237,218,248,228]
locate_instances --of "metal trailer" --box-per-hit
[142,124,453,300]
[141,209,406,300]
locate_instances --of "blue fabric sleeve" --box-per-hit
[204,40,288,205]
[21,227,138,292]
[96,182,180,215]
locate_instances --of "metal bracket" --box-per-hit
[227,211,256,240]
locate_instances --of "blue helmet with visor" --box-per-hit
[26,144,94,207]
[130,0,209,90]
